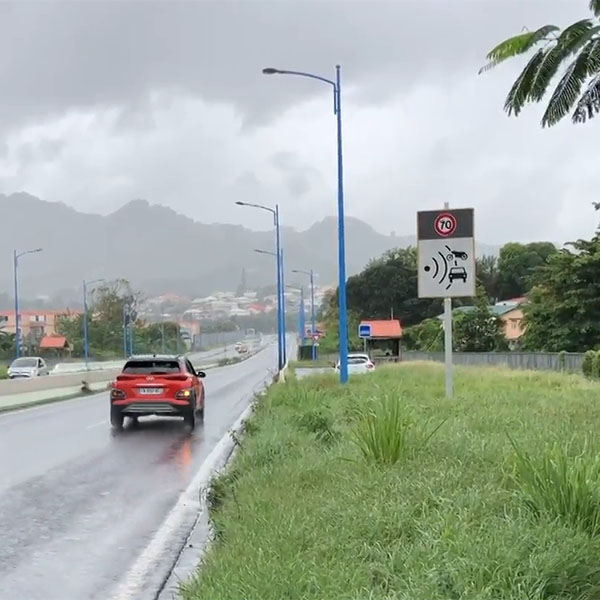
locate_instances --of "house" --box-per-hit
[0,309,81,339]
[437,298,526,348]
[39,336,71,357]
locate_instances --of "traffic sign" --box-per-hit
[434,213,457,237]
[417,208,475,298]
[358,323,372,339]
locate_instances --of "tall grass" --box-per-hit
[351,394,446,465]
[510,435,600,536]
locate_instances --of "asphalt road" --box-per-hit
[0,343,278,600]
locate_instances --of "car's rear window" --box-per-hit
[348,357,368,364]
[11,358,37,367]
[122,360,181,374]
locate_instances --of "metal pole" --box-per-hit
[13,250,19,359]
[335,65,349,384]
[280,247,287,366]
[299,286,306,345]
[123,305,127,358]
[443,201,453,398]
[275,205,283,370]
[310,269,316,360]
[161,307,165,353]
[83,280,89,367]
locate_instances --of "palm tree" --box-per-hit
[481,0,600,127]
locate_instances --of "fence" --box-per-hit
[397,351,585,373]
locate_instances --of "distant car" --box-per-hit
[449,266,468,282]
[109,355,205,430]
[335,353,375,375]
[8,356,50,379]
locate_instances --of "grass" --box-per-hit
[0,365,7,379]
[289,359,335,369]
[181,363,600,600]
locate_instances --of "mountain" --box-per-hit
[0,192,500,301]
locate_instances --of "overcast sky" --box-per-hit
[0,0,596,245]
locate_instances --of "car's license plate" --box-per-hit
[139,387,163,395]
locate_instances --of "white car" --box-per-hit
[8,356,50,379]
[335,353,375,375]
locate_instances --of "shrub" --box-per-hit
[582,351,596,377]
[351,394,445,466]
[558,350,566,371]
[509,436,600,536]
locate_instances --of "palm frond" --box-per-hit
[542,40,600,127]
[530,20,597,101]
[479,25,559,74]
[504,49,546,115]
[591,0,600,17]
[573,74,600,123]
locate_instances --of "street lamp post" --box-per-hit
[236,201,286,371]
[13,248,43,359]
[262,65,348,382]
[83,278,104,368]
[293,269,317,360]
[286,284,306,346]
[254,248,286,369]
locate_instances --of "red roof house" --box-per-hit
[360,320,403,338]
[40,336,70,350]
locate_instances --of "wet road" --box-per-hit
[0,344,278,600]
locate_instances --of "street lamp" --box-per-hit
[262,65,348,383]
[253,247,286,368]
[83,278,104,368]
[293,269,317,360]
[13,248,43,359]
[286,284,306,346]
[236,200,286,370]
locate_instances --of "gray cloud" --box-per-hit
[0,0,597,248]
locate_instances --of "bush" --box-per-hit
[509,436,600,536]
[593,352,600,379]
[0,365,7,380]
[582,351,596,377]
[350,394,445,466]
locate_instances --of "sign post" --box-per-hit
[417,204,475,398]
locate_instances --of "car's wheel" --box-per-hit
[110,406,124,430]
[183,405,196,430]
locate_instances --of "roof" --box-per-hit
[436,302,524,320]
[360,319,403,338]
[39,336,70,349]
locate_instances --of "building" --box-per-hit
[437,298,526,348]
[0,309,81,339]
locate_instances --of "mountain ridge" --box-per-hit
[0,192,499,300]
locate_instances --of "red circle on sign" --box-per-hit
[434,213,457,237]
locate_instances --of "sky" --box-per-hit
[0,0,597,245]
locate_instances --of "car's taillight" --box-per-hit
[175,388,193,399]
[111,388,126,400]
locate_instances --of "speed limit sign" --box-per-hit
[433,213,457,237]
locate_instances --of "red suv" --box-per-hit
[110,355,205,430]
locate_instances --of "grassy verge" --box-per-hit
[182,363,600,600]
[0,365,7,379]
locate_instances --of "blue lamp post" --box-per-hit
[293,269,317,360]
[287,284,306,346]
[13,247,43,359]
[253,248,286,369]
[236,201,286,371]
[262,65,348,383]
[83,278,104,368]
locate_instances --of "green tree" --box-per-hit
[403,318,443,351]
[481,2,600,127]
[523,234,600,351]
[477,255,500,301]
[453,286,507,352]
[496,242,557,300]
[345,247,441,327]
